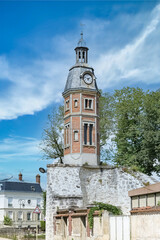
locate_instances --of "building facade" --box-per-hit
[0,173,43,228]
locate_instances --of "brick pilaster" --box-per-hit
[68,212,72,236]
[87,209,90,237]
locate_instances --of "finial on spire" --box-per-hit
[78,23,86,47]
[75,25,89,64]
[80,22,85,33]
[80,31,83,40]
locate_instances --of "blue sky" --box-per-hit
[0,0,160,189]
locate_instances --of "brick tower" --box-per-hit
[62,33,100,166]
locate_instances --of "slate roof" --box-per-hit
[63,64,99,95]
[128,182,160,197]
[0,181,42,193]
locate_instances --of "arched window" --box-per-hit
[83,51,85,59]
[84,124,88,145]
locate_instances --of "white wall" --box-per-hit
[3,191,42,209]
[0,195,5,208]
[0,210,5,225]
[131,214,160,240]
[110,216,130,240]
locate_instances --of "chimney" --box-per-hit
[19,173,22,181]
[36,174,40,184]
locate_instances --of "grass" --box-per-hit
[24,234,45,239]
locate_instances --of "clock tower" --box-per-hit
[62,33,100,166]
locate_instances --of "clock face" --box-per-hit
[83,73,93,84]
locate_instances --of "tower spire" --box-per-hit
[75,32,88,64]
[77,31,86,47]
[63,34,100,166]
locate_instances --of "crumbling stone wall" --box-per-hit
[46,164,157,240]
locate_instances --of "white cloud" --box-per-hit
[0,136,41,162]
[0,136,52,188]
[93,4,160,88]
[0,4,160,120]
[0,56,68,120]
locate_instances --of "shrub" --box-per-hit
[12,235,18,240]
[157,201,160,206]
[40,221,45,231]
[4,216,12,226]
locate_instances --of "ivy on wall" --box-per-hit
[88,202,122,229]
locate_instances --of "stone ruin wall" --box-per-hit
[46,164,157,240]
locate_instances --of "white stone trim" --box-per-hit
[95,95,96,115]
[65,99,70,112]
[64,122,70,127]
[95,117,97,155]
[73,98,78,108]
[84,98,93,110]
[70,117,72,154]
[73,130,79,142]
[82,121,95,126]
[64,123,70,148]
[63,153,98,165]
[83,122,95,146]
[80,93,82,114]
[70,94,72,113]
[80,115,82,154]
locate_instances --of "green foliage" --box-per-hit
[3,216,12,226]
[0,235,10,239]
[143,182,150,186]
[24,234,33,239]
[40,220,46,231]
[40,105,64,162]
[42,191,46,216]
[98,179,102,184]
[99,91,114,161]
[24,234,45,239]
[88,202,122,229]
[83,162,89,166]
[12,236,18,240]
[157,201,160,206]
[113,87,144,168]
[131,165,140,172]
[38,234,45,239]
[113,87,160,175]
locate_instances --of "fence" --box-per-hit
[54,210,160,240]
[110,216,130,240]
